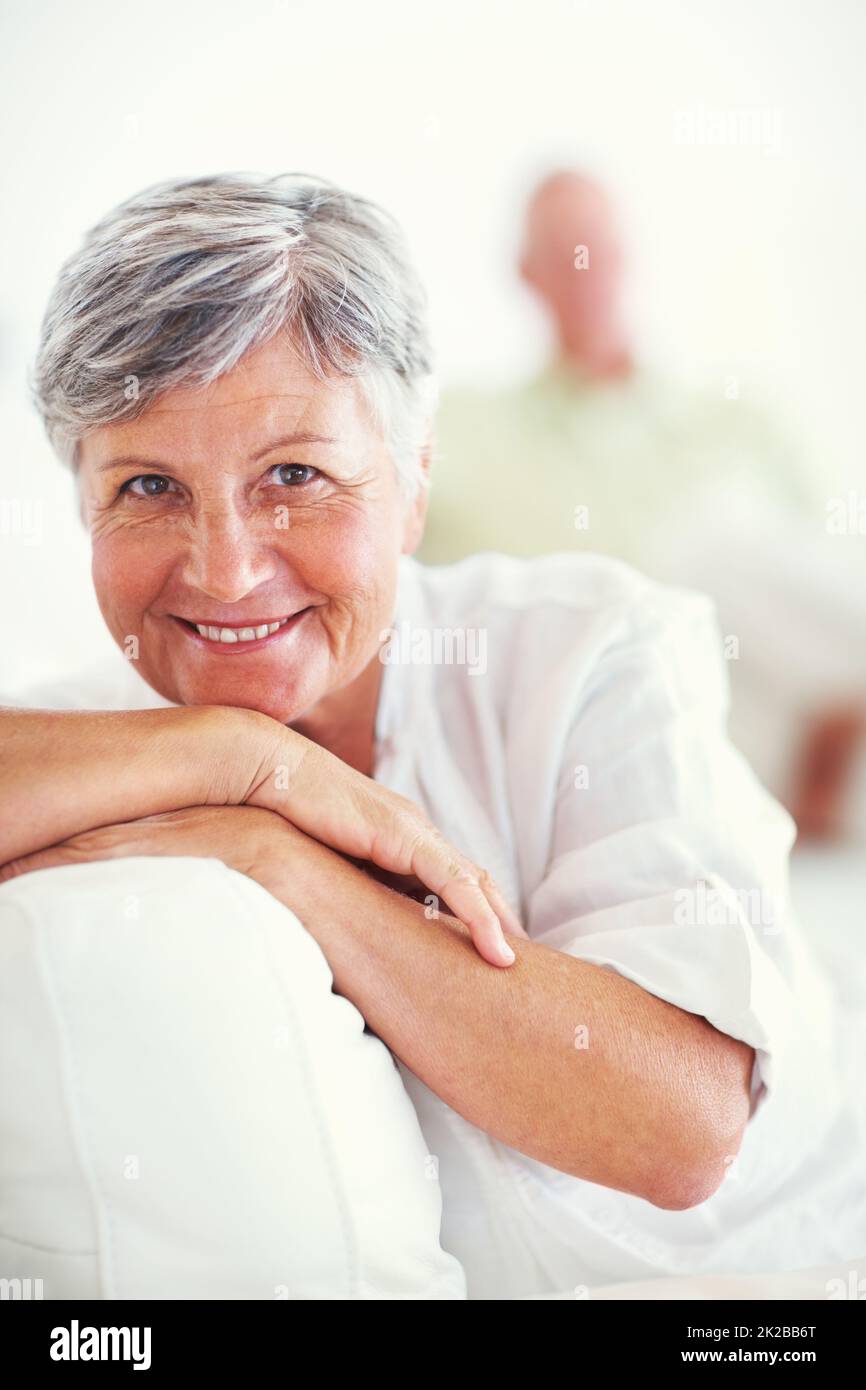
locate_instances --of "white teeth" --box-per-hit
[191,617,292,643]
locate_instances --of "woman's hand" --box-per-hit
[243,720,528,964]
[0,805,290,889]
[0,802,523,967]
[0,703,525,964]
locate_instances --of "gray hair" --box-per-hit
[30,171,438,498]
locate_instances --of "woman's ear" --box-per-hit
[401,430,433,556]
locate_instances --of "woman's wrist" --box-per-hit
[192,703,305,811]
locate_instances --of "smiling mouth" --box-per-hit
[171,608,312,648]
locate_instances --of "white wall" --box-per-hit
[2,0,865,687]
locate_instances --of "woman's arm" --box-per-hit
[268,825,755,1211]
[0,704,271,865]
[0,705,524,962]
[0,802,752,1207]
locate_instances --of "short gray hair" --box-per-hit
[31,171,438,497]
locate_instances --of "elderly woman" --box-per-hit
[0,174,844,1300]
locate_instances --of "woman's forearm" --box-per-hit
[268,832,755,1210]
[0,704,278,865]
[0,706,522,958]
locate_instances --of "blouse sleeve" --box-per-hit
[524,583,837,1126]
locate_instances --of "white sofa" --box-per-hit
[0,856,465,1299]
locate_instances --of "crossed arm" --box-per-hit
[257,819,755,1210]
[0,703,754,1210]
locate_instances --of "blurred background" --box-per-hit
[1,0,865,877]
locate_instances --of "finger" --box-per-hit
[408,822,527,947]
[480,872,529,940]
[408,838,517,967]
[0,847,71,882]
[450,880,518,967]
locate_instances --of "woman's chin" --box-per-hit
[138,663,321,726]
[193,684,312,725]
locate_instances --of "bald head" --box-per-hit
[519,170,630,373]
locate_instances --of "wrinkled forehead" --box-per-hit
[78,340,377,477]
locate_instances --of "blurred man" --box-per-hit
[420,169,866,840]
[421,169,815,563]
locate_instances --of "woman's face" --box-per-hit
[77,336,428,724]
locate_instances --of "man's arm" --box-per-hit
[266,827,755,1212]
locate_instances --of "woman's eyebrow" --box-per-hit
[94,433,339,474]
[250,432,338,460]
[95,455,169,474]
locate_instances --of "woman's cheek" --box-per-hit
[292,505,395,597]
[91,532,169,635]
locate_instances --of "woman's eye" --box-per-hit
[121,474,179,498]
[268,463,319,487]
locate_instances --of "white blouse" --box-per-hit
[6,549,859,1298]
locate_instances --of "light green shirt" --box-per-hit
[419,361,816,570]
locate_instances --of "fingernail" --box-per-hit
[498,939,516,965]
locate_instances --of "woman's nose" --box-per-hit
[181,508,278,603]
